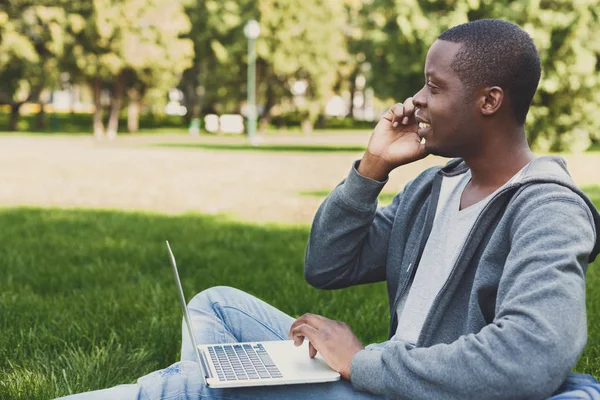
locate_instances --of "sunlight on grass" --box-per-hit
[153,142,367,153]
[583,185,600,204]
[588,143,600,153]
[300,190,396,204]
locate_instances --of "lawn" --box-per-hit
[1,185,599,399]
[300,190,397,205]
[0,208,389,399]
[1,128,599,400]
[153,142,367,153]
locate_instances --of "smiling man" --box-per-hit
[59,19,600,400]
[296,19,600,399]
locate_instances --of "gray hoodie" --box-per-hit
[305,156,600,399]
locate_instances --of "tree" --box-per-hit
[255,0,347,133]
[0,2,67,131]
[182,0,348,135]
[63,0,194,138]
[181,0,254,128]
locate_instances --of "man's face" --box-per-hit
[413,40,480,158]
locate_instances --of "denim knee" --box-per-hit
[187,286,249,310]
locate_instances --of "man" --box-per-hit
[60,19,600,400]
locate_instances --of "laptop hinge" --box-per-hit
[199,348,213,379]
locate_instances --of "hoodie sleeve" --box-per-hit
[350,193,596,400]
[304,160,400,289]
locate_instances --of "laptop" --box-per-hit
[166,240,340,388]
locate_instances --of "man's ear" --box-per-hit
[480,86,504,116]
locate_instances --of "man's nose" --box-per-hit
[413,87,426,108]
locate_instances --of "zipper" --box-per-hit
[415,183,519,347]
[392,249,419,319]
[388,175,443,337]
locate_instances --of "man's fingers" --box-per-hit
[382,103,402,126]
[383,99,414,128]
[402,97,415,124]
[309,341,318,358]
[290,323,319,346]
[390,103,404,128]
[288,313,328,339]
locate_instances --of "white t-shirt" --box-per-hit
[392,167,526,344]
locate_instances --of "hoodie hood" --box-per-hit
[441,156,600,263]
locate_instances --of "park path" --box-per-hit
[1,134,598,224]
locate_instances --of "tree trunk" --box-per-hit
[8,103,22,131]
[182,66,198,125]
[92,77,105,138]
[197,61,207,122]
[301,118,313,136]
[107,73,125,139]
[316,114,326,129]
[184,62,205,133]
[348,69,358,118]
[36,102,47,131]
[127,88,140,133]
[258,78,275,134]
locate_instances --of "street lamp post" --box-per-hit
[244,19,260,144]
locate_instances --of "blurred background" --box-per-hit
[0,0,598,151]
[1,1,600,399]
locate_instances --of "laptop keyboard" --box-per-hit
[207,343,283,381]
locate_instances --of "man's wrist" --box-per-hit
[344,346,364,381]
[357,153,392,182]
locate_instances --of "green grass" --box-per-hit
[0,208,388,399]
[153,142,367,153]
[0,112,187,134]
[1,185,599,399]
[0,128,192,137]
[588,142,600,152]
[0,111,374,136]
[586,185,600,202]
[300,190,396,205]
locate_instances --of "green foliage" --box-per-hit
[182,0,347,122]
[2,0,599,145]
[0,111,186,133]
[358,0,600,152]
[63,0,193,80]
[257,0,347,119]
[269,112,376,129]
[63,0,194,104]
[0,111,374,133]
[180,0,250,114]
[0,2,68,105]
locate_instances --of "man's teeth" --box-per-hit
[418,122,431,129]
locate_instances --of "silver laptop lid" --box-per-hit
[165,240,208,385]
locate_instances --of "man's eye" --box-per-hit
[426,83,438,93]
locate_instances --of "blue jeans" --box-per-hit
[55,286,600,399]
[56,286,384,400]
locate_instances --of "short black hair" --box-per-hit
[438,19,541,125]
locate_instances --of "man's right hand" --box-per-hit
[357,97,428,181]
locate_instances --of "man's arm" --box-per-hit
[305,97,427,289]
[349,194,595,399]
[304,160,401,289]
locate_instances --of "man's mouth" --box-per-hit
[415,112,432,139]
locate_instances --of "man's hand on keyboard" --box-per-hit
[288,313,364,381]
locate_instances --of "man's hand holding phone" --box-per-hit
[358,97,428,181]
